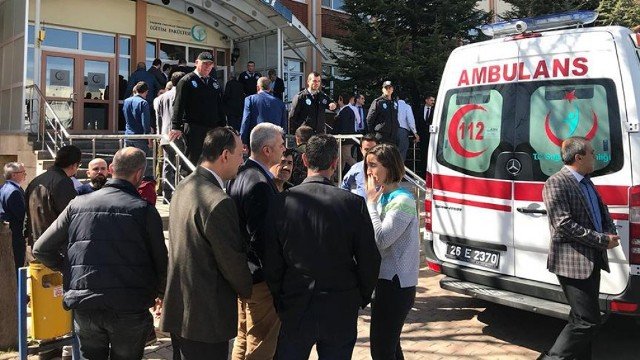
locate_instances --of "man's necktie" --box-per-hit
[201,77,208,86]
[580,177,603,232]
[425,107,431,122]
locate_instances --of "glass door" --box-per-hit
[43,54,75,129]
[42,52,115,132]
[82,59,112,130]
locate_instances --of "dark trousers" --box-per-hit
[276,294,360,360]
[170,334,228,360]
[161,139,185,202]
[10,227,25,273]
[415,131,428,178]
[544,268,602,360]
[183,123,212,167]
[227,114,242,132]
[370,276,416,360]
[396,128,411,162]
[124,139,154,178]
[74,309,152,360]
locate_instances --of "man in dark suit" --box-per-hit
[332,94,358,172]
[223,73,246,131]
[268,69,285,101]
[541,136,620,360]
[0,162,27,273]
[148,58,167,90]
[228,123,285,360]
[239,77,288,146]
[414,95,434,178]
[160,127,252,359]
[263,134,381,359]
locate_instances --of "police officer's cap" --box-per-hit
[382,80,393,88]
[197,51,214,63]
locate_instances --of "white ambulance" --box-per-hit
[424,11,640,318]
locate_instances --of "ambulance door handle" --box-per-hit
[516,207,547,215]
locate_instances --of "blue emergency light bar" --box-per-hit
[480,10,598,38]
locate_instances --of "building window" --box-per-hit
[284,58,304,104]
[43,27,79,49]
[118,36,131,100]
[160,42,187,62]
[322,0,345,11]
[81,33,115,53]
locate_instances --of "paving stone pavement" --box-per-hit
[141,269,640,360]
[7,268,634,359]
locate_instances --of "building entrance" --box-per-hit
[42,51,115,132]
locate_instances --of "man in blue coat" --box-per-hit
[239,77,287,146]
[0,162,27,272]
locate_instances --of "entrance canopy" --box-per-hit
[145,0,328,60]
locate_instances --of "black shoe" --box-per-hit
[146,328,157,346]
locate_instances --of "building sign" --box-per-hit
[148,16,207,43]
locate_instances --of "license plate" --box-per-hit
[445,244,500,269]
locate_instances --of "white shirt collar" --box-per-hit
[565,165,585,183]
[200,165,225,188]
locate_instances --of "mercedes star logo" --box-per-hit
[506,159,522,176]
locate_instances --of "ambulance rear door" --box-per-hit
[430,40,520,276]
[512,30,631,295]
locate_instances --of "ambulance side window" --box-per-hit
[436,85,513,178]
[525,79,623,179]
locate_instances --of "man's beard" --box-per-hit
[91,175,107,189]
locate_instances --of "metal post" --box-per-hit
[174,153,180,187]
[92,138,96,159]
[337,137,343,182]
[152,139,157,180]
[277,28,283,78]
[18,267,28,360]
[119,139,123,149]
[412,141,417,174]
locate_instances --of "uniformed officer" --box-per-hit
[288,72,334,134]
[238,61,262,97]
[366,81,399,145]
[169,51,226,166]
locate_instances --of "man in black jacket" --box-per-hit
[228,123,285,360]
[263,134,380,359]
[267,69,285,101]
[148,58,167,90]
[414,95,435,178]
[33,147,167,360]
[367,81,399,145]
[169,51,226,166]
[238,61,262,97]
[288,72,334,134]
[223,72,245,131]
[24,145,80,247]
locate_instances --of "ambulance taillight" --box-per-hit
[628,186,640,264]
[425,171,433,233]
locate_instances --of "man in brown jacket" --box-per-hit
[24,145,81,247]
[160,127,252,359]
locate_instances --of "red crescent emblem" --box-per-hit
[447,104,488,158]
[544,110,599,147]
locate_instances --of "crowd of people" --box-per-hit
[0,48,622,360]
[0,50,427,359]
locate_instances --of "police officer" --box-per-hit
[366,81,399,145]
[169,51,225,166]
[288,72,334,134]
[238,61,262,97]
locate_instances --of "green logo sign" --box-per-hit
[191,25,207,42]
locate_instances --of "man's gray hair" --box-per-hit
[111,147,146,178]
[3,162,24,180]
[257,76,271,91]
[561,136,589,165]
[250,123,284,154]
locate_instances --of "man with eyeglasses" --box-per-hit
[0,162,28,272]
[169,51,226,167]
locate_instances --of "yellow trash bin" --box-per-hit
[28,262,72,340]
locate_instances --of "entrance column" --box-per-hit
[134,0,148,70]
